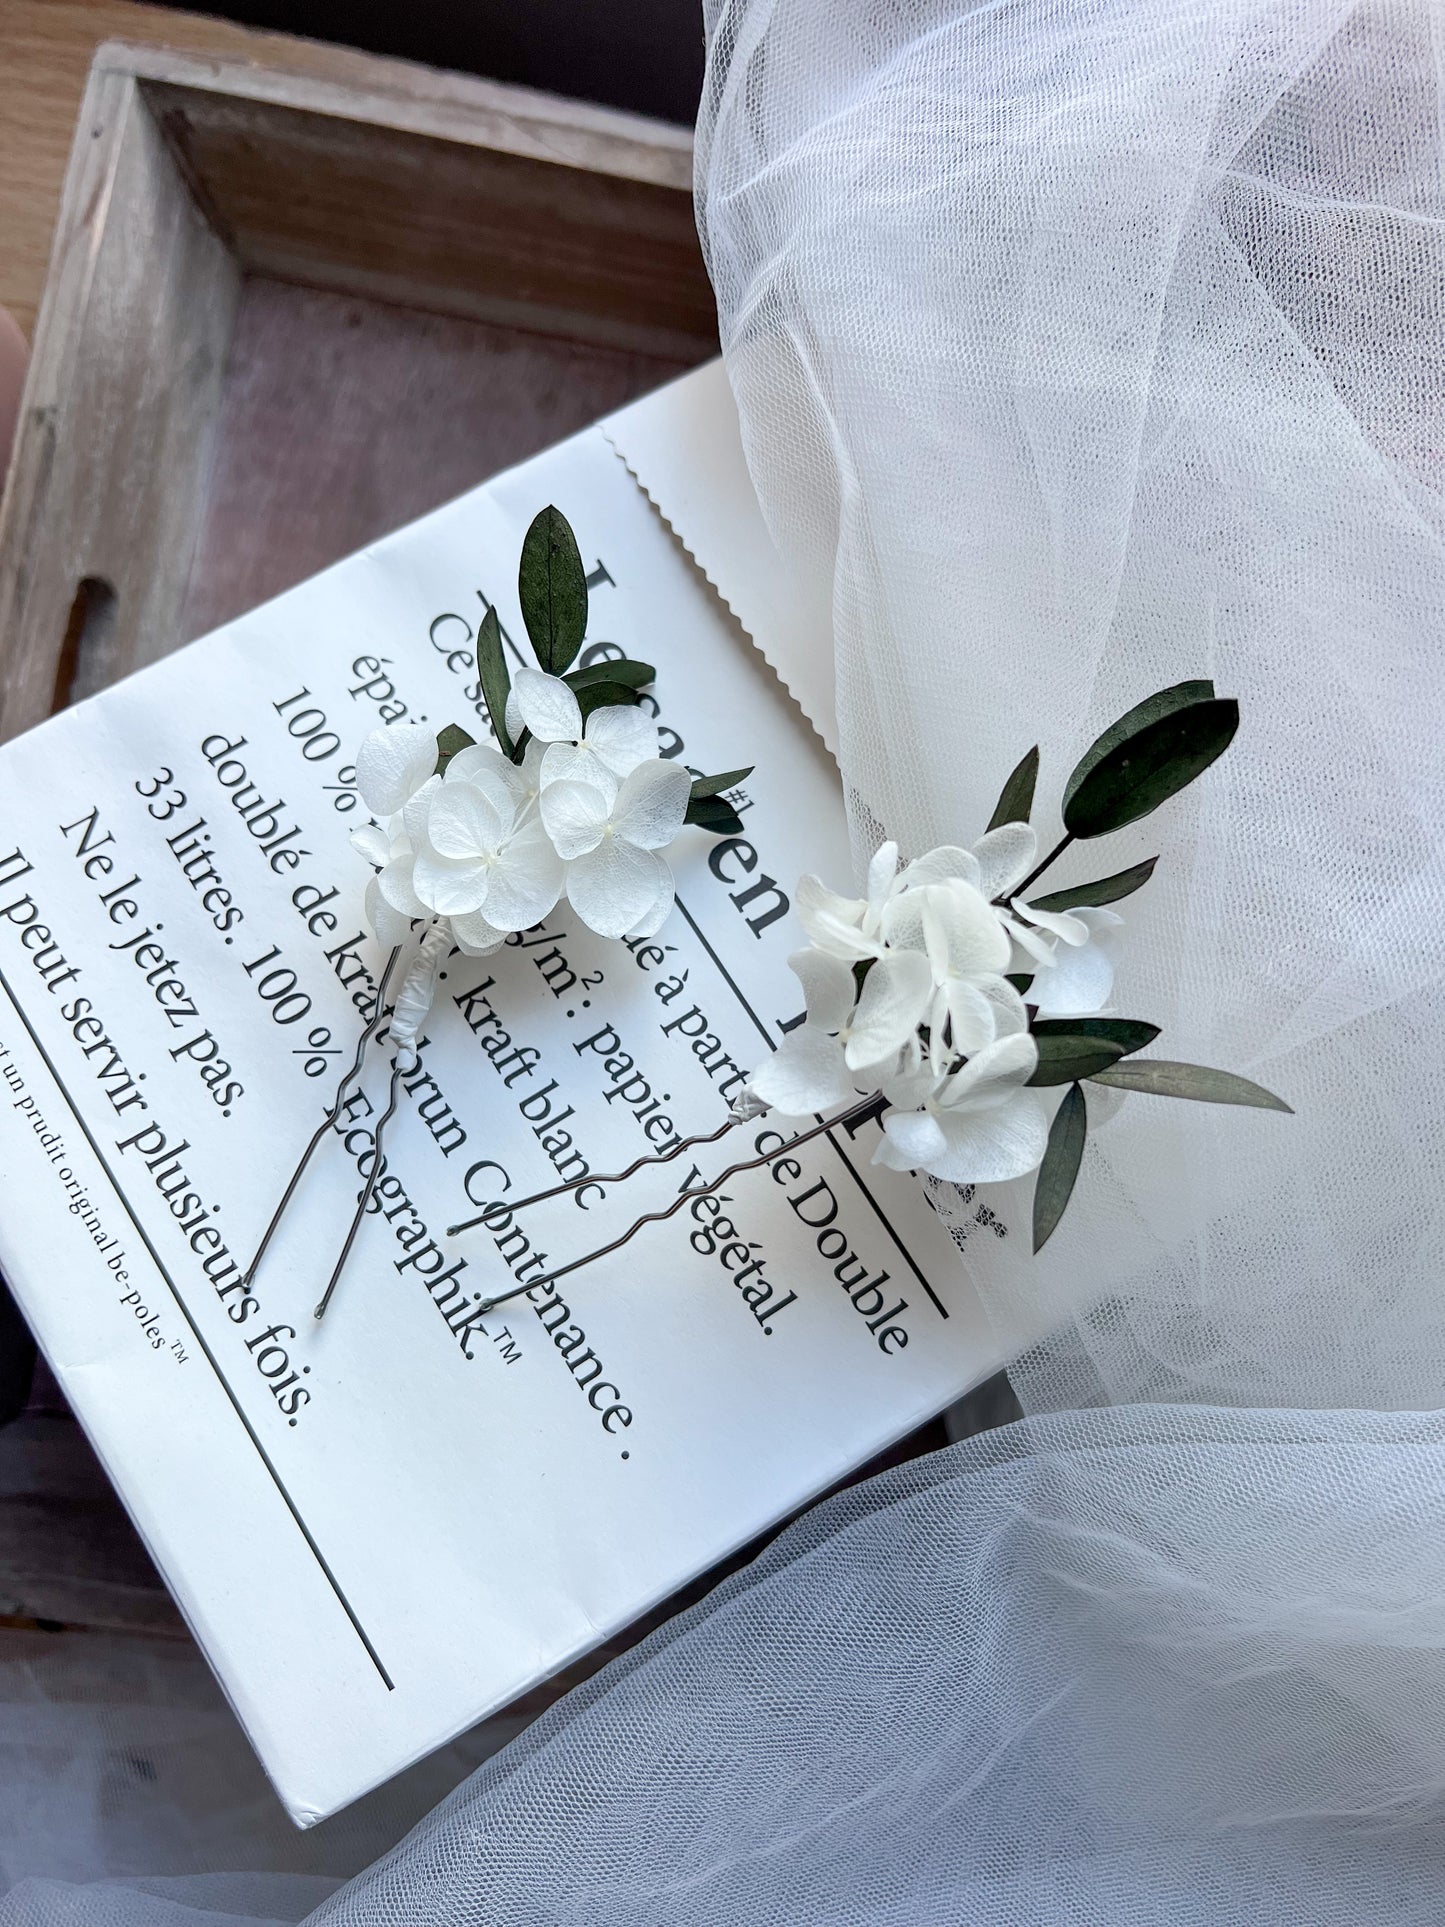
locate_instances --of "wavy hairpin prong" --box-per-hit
[468,1090,887,1317]
[445,1113,747,1238]
[245,946,401,1290]
[314,1057,405,1320]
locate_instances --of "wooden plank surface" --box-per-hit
[0,2,697,344]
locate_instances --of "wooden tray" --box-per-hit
[0,37,716,745]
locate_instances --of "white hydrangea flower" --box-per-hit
[505,667,659,793]
[413,758,564,926]
[540,758,692,940]
[354,722,439,817]
[872,1032,1050,1184]
[747,946,933,1117]
[878,877,1020,1065]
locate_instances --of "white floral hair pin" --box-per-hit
[245,506,753,1313]
[460,677,1291,1319]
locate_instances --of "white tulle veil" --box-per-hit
[3,1,1443,1919]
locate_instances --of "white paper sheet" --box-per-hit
[0,370,1010,1824]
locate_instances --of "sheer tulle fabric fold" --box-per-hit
[3,1,1442,1919]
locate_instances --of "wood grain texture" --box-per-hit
[0,1,382,342]
[0,1,697,342]
[0,37,711,744]
[181,279,690,641]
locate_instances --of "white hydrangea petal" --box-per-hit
[484,829,565,930]
[941,1030,1039,1108]
[1003,913,1058,967]
[451,908,507,955]
[865,841,899,911]
[789,947,855,1032]
[515,735,549,805]
[513,667,582,744]
[355,723,438,815]
[797,874,883,960]
[977,974,1030,1038]
[445,743,520,798]
[1030,932,1117,1017]
[364,874,414,949]
[1017,901,1091,946]
[540,740,620,802]
[899,845,982,892]
[748,1025,855,1118]
[924,881,1013,978]
[972,822,1037,900]
[427,781,509,860]
[504,685,523,743]
[403,774,442,849]
[880,892,929,955]
[611,759,692,851]
[540,779,611,860]
[942,978,998,1056]
[350,823,391,867]
[585,703,660,776]
[566,840,672,941]
[626,870,676,940]
[411,847,490,916]
[377,853,425,917]
[878,1062,938,1111]
[845,950,932,1068]
[932,1088,1051,1182]
[873,1106,950,1174]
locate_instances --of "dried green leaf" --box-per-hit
[1063,697,1238,839]
[565,658,656,692]
[575,681,643,720]
[689,767,754,801]
[476,604,514,759]
[518,504,588,675]
[433,722,476,776]
[1033,1082,1087,1253]
[1030,856,1159,913]
[1089,1059,1293,1112]
[1031,1017,1159,1057]
[987,745,1040,831]
[1027,1031,1127,1086]
[1064,682,1213,816]
[685,795,746,837]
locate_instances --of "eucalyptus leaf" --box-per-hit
[1089,1059,1293,1112]
[987,745,1040,831]
[1062,697,1239,839]
[1005,972,1035,996]
[518,504,588,675]
[1063,681,1214,815]
[565,658,656,692]
[476,604,514,759]
[1030,856,1159,912]
[690,767,755,801]
[686,795,746,837]
[1032,1017,1159,1056]
[1027,1031,1126,1085]
[433,722,476,776]
[576,681,643,720]
[1033,1082,1086,1253]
